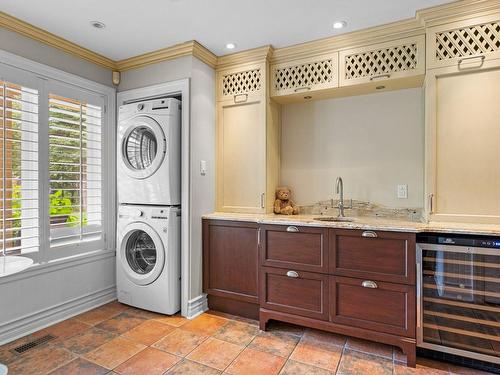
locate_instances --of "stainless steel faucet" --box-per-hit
[335,177,352,217]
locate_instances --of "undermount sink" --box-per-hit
[313,216,354,222]
[0,256,33,277]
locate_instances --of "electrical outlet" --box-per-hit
[397,184,408,199]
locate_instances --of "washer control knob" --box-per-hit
[137,103,144,111]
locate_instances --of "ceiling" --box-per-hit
[1,0,455,61]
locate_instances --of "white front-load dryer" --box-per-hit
[116,205,180,314]
[118,98,181,205]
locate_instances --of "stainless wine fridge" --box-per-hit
[417,234,500,365]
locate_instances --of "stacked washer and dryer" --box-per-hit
[116,98,181,315]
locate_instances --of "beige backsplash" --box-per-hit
[298,199,423,222]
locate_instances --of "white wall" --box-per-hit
[0,253,116,344]
[0,28,113,86]
[281,88,424,208]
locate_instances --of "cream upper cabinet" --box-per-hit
[216,97,267,213]
[216,60,280,213]
[270,53,339,99]
[218,64,264,103]
[339,35,425,87]
[425,57,500,224]
[426,14,500,69]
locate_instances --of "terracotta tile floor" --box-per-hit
[0,300,494,375]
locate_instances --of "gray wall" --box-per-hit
[0,28,113,86]
[117,56,193,92]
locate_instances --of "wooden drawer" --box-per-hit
[261,225,328,273]
[330,276,415,338]
[261,266,329,321]
[330,229,415,284]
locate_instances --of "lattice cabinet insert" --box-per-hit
[427,15,500,69]
[219,66,262,101]
[339,35,425,87]
[271,53,338,97]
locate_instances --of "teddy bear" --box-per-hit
[274,187,299,215]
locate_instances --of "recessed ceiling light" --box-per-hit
[90,21,106,29]
[333,21,347,29]
[226,43,236,50]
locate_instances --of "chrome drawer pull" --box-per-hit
[458,55,485,65]
[362,280,378,289]
[293,86,311,93]
[286,270,299,278]
[286,226,299,233]
[362,230,377,238]
[234,94,248,103]
[369,73,391,81]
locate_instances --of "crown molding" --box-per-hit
[216,45,274,70]
[270,18,424,64]
[417,0,500,26]
[2,0,499,74]
[0,11,217,73]
[116,40,217,71]
[0,11,116,69]
[269,0,500,64]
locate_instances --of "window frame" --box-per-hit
[0,49,116,265]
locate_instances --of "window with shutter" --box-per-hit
[0,80,39,257]
[48,94,103,248]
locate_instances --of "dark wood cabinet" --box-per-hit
[203,219,417,366]
[202,219,260,318]
[260,266,329,321]
[261,225,328,273]
[330,229,415,284]
[330,276,415,337]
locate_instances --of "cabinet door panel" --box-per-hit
[216,98,266,213]
[426,59,500,224]
[261,267,329,321]
[261,225,328,273]
[203,220,259,303]
[426,15,500,69]
[330,276,415,338]
[339,35,425,87]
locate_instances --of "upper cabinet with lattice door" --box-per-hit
[218,63,265,103]
[339,35,425,87]
[270,53,339,100]
[426,14,500,69]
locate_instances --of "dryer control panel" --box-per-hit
[151,208,169,220]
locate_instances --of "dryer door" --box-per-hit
[119,222,165,285]
[120,115,166,179]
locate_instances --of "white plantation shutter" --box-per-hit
[0,80,39,256]
[48,93,103,248]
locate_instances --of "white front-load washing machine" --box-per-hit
[117,205,180,314]
[117,98,181,205]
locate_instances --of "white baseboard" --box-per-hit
[0,285,116,345]
[186,293,208,319]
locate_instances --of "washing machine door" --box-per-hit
[120,116,166,179]
[119,222,165,285]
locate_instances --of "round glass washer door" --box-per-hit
[119,222,165,285]
[121,116,166,179]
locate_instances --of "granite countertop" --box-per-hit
[202,212,500,236]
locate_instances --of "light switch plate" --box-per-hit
[397,184,408,199]
[200,160,207,176]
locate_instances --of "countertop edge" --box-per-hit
[202,213,500,237]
